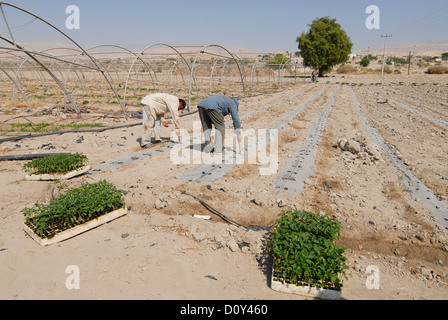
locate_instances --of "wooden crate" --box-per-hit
[24,208,128,247]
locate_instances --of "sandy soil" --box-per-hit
[0,74,447,300]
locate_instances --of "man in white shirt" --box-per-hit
[140,93,186,148]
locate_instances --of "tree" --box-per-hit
[296,17,353,77]
[268,53,288,70]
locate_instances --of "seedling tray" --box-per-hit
[270,263,342,300]
[25,164,91,181]
[24,207,128,247]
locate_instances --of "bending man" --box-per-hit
[197,94,242,154]
[140,93,186,148]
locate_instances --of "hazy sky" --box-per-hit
[1,0,447,53]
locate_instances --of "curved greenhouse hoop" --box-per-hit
[67,44,143,118]
[0,65,30,110]
[0,49,40,107]
[188,44,246,109]
[0,2,126,118]
[123,43,193,110]
[14,47,87,105]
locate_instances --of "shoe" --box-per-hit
[203,143,214,154]
[141,143,153,149]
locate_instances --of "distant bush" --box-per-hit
[337,65,357,74]
[427,65,448,74]
[383,66,393,74]
[390,56,407,66]
[360,57,370,67]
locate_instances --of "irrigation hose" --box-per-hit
[0,153,69,161]
[181,191,277,231]
[0,109,199,144]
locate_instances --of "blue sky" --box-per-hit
[1,0,447,53]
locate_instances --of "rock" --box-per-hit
[276,199,287,207]
[251,198,263,206]
[238,241,250,249]
[226,239,239,252]
[420,266,433,280]
[154,198,166,209]
[344,140,361,155]
[364,142,381,160]
[415,234,425,242]
[192,232,206,242]
[338,139,348,151]
[191,224,206,242]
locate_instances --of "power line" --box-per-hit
[0,17,38,31]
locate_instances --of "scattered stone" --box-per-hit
[344,140,361,155]
[338,139,348,151]
[238,241,250,249]
[40,143,55,150]
[420,266,433,280]
[251,198,263,206]
[154,198,167,209]
[415,234,425,242]
[276,199,287,207]
[192,232,206,242]
[226,239,239,252]
[191,224,206,242]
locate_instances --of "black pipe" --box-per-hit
[0,110,199,144]
[0,153,69,161]
[181,191,277,231]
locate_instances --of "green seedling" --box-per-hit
[266,209,349,291]
[22,180,125,239]
[23,153,88,175]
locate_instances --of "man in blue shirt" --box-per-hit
[197,95,242,154]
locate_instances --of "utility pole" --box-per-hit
[381,34,392,75]
[408,51,412,75]
[412,44,416,68]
